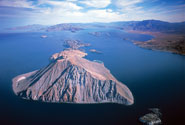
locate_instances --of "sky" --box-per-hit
[0,0,185,28]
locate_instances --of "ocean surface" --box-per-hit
[0,28,184,125]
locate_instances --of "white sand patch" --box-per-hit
[17,76,26,82]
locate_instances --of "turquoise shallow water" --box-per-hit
[0,28,184,125]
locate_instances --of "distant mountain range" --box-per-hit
[112,20,185,33]
[6,23,83,32]
[46,23,83,32]
[6,24,47,32]
[5,20,185,33]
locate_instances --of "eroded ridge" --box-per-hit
[12,49,134,105]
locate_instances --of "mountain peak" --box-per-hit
[12,49,134,105]
[51,49,87,61]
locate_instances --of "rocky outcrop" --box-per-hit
[41,35,47,38]
[12,49,134,105]
[88,32,111,37]
[139,108,162,125]
[89,49,102,54]
[63,40,90,50]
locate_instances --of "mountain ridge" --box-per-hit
[12,49,134,105]
[5,19,185,33]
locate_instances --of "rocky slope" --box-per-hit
[12,49,134,105]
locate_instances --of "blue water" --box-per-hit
[0,28,184,125]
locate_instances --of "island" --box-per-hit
[63,40,90,50]
[88,32,110,37]
[41,35,47,38]
[139,108,162,125]
[12,49,134,105]
[89,49,102,54]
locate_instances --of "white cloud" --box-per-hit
[115,0,143,7]
[37,0,82,11]
[47,1,82,10]
[0,0,184,25]
[35,0,83,24]
[114,0,144,15]
[85,9,122,21]
[0,0,34,8]
[34,8,125,25]
[80,0,111,8]
[123,5,143,12]
[66,0,78,2]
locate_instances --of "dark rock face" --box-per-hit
[139,113,161,125]
[12,50,134,105]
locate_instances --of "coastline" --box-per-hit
[127,30,185,56]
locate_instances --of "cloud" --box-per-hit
[0,0,185,26]
[66,0,78,2]
[0,0,34,8]
[33,8,125,25]
[46,1,82,10]
[115,0,143,7]
[114,0,144,14]
[79,0,111,8]
[37,0,83,12]
[84,9,122,22]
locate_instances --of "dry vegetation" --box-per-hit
[129,30,185,55]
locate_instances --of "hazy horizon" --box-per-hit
[0,0,185,29]
[1,19,185,30]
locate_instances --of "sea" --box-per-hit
[0,27,184,125]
